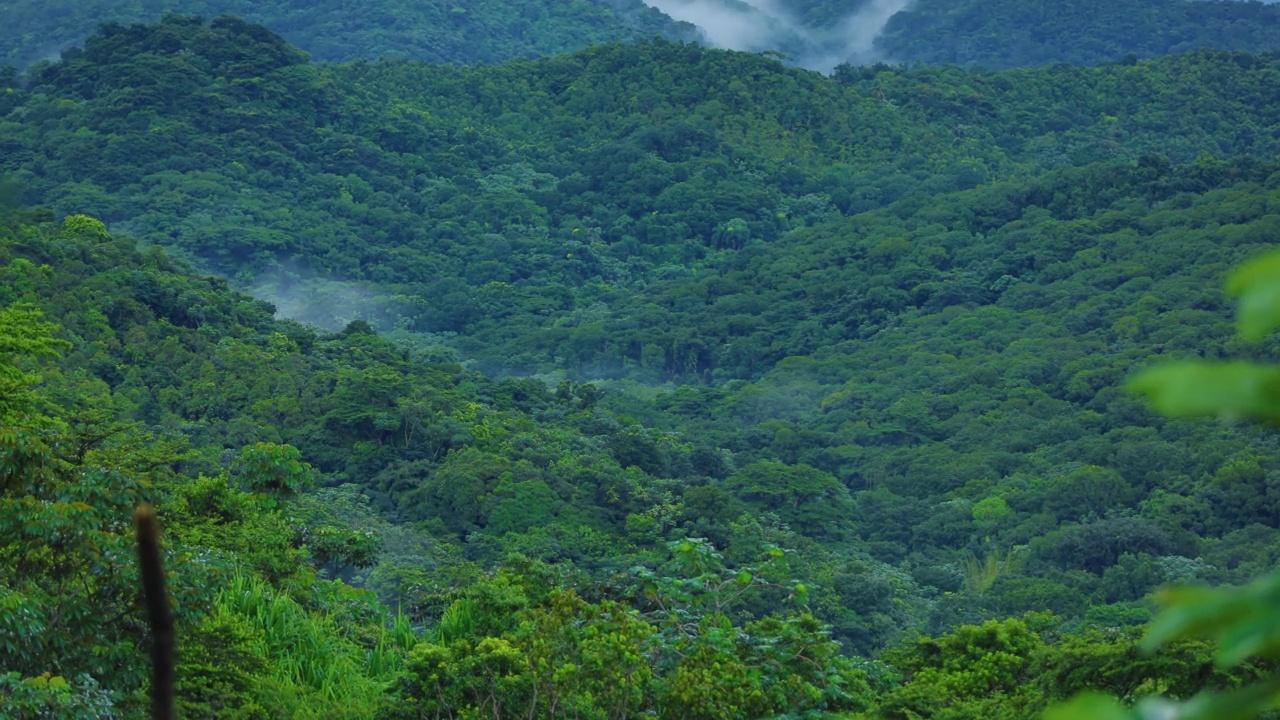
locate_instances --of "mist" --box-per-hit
[642,0,804,50]
[837,0,915,61]
[640,0,915,71]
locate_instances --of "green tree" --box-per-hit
[724,460,854,538]
[232,442,316,501]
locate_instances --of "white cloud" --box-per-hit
[640,0,915,70]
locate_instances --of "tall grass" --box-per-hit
[366,611,418,676]
[960,546,1027,596]
[217,573,417,716]
[431,598,477,645]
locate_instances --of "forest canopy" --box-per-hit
[0,0,696,68]
[5,11,1280,720]
[876,0,1280,69]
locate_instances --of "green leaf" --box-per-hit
[1132,676,1280,720]
[1140,585,1228,652]
[1127,361,1280,421]
[1214,612,1280,668]
[1143,574,1280,668]
[1227,249,1280,341]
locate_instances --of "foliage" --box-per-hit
[865,616,1262,720]
[0,672,121,720]
[0,303,70,416]
[7,19,1280,372]
[0,224,409,715]
[0,1,694,69]
[877,0,1280,70]
[232,442,316,501]
[1049,229,1280,720]
[382,554,871,720]
[7,14,1280,720]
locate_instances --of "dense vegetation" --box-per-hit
[877,0,1280,69]
[5,15,1280,371]
[7,13,1280,720]
[0,210,898,716]
[8,189,1280,718]
[0,0,693,69]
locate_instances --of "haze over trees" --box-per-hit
[4,6,1280,720]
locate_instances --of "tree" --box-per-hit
[723,461,854,537]
[232,442,316,501]
[872,616,1050,720]
[0,304,69,419]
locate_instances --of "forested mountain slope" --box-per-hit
[5,18,1280,380]
[9,15,1280,719]
[0,207,911,715]
[640,0,1280,70]
[877,0,1280,69]
[7,12,1280,638]
[617,156,1280,622]
[5,0,1280,72]
[8,169,1280,717]
[0,0,693,69]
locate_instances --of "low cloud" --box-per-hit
[837,0,915,62]
[643,0,800,50]
[641,0,915,71]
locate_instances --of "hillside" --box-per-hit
[9,158,1280,717]
[876,0,1280,69]
[621,155,1280,616]
[0,0,694,69]
[0,206,918,715]
[8,15,1280,720]
[6,18,1280,376]
[634,0,1280,69]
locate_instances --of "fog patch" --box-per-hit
[643,0,803,50]
[640,0,916,70]
[829,0,916,68]
[247,265,380,332]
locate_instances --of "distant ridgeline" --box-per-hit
[875,0,1280,69]
[2,0,1280,71]
[639,0,1280,70]
[0,0,696,68]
